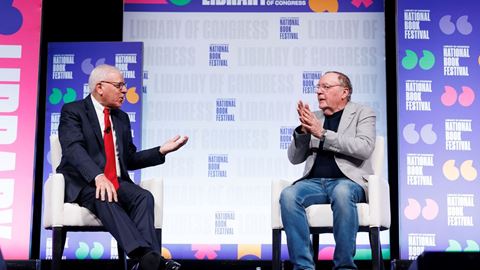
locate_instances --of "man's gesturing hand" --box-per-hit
[160,135,189,155]
[297,101,324,138]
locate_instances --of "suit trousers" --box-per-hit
[77,179,160,256]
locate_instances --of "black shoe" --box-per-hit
[138,251,163,270]
[164,259,181,270]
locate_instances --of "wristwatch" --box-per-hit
[319,129,327,141]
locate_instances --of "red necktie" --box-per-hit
[103,108,119,190]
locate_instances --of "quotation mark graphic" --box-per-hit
[49,87,77,105]
[0,1,23,35]
[439,15,472,35]
[401,50,435,70]
[441,86,475,107]
[75,241,104,259]
[442,160,477,181]
[446,240,479,252]
[404,198,439,220]
[81,58,106,75]
[126,87,140,104]
[403,123,437,144]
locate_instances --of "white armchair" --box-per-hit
[271,136,390,270]
[43,135,164,270]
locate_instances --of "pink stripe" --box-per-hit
[0,0,42,259]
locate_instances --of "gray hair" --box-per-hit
[324,71,353,101]
[88,64,122,92]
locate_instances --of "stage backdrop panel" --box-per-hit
[397,0,480,260]
[0,0,42,259]
[40,42,143,260]
[124,0,389,260]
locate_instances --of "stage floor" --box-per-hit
[6,259,407,270]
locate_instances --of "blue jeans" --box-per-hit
[279,178,366,270]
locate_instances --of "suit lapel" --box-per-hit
[337,102,356,134]
[84,95,103,148]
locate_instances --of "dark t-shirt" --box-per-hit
[307,109,346,179]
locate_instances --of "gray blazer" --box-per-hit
[288,101,376,196]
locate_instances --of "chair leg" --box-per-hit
[272,229,282,270]
[312,233,319,265]
[52,227,66,270]
[369,227,384,270]
[118,245,127,270]
[156,228,162,253]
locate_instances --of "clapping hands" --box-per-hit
[297,101,324,138]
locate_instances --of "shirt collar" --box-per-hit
[91,94,105,113]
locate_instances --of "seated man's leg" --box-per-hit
[117,181,160,251]
[327,178,366,270]
[77,185,153,256]
[280,179,329,270]
[78,184,177,270]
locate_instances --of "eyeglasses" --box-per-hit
[315,84,343,91]
[100,81,127,90]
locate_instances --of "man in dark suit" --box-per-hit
[57,64,188,270]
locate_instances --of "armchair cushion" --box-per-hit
[43,173,164,229]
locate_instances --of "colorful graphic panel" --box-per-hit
[0,0,42,259]
[124,0,389,260]
[40,42,143,260]
[397,0,480,260]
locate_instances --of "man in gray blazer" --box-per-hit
[280,71,376,270]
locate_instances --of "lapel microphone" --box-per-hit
[105,126,111,134]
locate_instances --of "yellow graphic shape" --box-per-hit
[309,0,339,12]
[237,244,261,259]
[460,160,477,181]
[161,247,172,259]
[443,160,460,181]
[126,87,140,104]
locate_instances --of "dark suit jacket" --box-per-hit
[57,94,165,203]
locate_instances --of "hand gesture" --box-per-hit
[297,101,324,138]
[160,135,189,155]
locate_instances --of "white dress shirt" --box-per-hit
[91,95,121,178]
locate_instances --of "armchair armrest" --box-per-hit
[44,173,66,228]
[365,175,391,228]
[271,179,291,229]
[140,178,164,229]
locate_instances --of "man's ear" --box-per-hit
[341,87,349,99]
[95,83,104,96]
